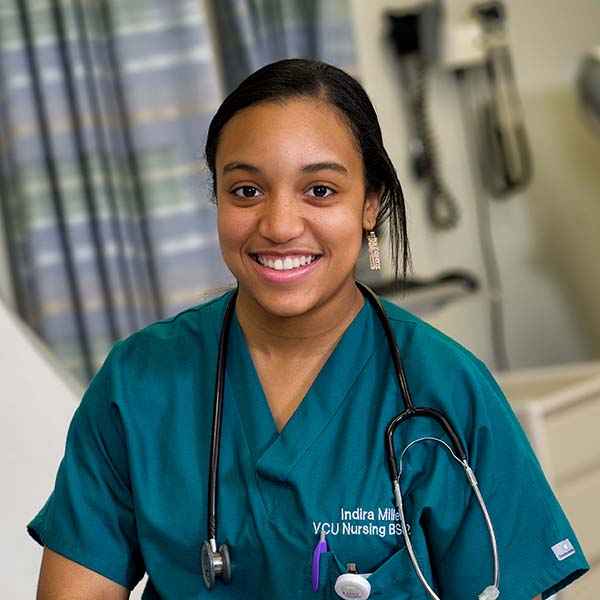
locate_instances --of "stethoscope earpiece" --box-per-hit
[201,540,231,589]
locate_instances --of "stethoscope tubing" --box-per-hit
[206,282,466,541]
[354,283,469,472]
[207,288,238,543]
[204,282,499,597]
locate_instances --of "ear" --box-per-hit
[362,189,381,231]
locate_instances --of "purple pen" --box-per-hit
[312,530,328,591]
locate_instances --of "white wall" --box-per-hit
[349,0,600,370]
[0,300,82,597]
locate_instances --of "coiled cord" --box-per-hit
[412,60,460,229]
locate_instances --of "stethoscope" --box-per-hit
[201,282,500,599]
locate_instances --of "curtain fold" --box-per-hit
[1,0,229,380]
[210,0,356,92]
[0,0,356,381]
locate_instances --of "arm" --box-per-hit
[30,345,145,596]
[37,548,130,600]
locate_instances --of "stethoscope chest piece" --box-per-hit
[201,540,231,589]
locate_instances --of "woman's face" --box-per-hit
[215,98,379,320]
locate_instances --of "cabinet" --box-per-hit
[496,362,600,599]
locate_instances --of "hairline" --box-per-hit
[213,90,368,189]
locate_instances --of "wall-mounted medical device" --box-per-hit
[385,1,531,371]
[471,2,532,198]
[577,46,600,134]
[387,1,460,230]
[386,0,533,228]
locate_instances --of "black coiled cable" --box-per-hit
[412,60,460,229]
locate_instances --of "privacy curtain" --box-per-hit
[209,0,356,92]
[0,0,356,381]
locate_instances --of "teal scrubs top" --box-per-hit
[28,290,588,599]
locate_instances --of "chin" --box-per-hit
[236,273,355,321]
[255,295,319,320]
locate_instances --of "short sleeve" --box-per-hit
[427,361,589,599]
[27,342,145,589]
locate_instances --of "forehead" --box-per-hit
[215,98,362,172]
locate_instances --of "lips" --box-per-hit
[252,254,319,271]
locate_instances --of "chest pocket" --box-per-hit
[305,546,433,600]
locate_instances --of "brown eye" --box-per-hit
[307,185,334,198]
[233,186,262,198]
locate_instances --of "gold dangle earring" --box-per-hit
[367,230,381,270]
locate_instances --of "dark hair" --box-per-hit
[205,58,410,280]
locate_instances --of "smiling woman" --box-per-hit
[216,98,379,322]
[28,59,587,600]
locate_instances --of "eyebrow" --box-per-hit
[222,162,260,176]
[301,162,349,176]
[221,161,349,177]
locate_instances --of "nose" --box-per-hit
[258,193,305,243]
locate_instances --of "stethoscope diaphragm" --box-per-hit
[201,540,231,589]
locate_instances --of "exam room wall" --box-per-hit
[349,0,600,370]
[1,1,600,367]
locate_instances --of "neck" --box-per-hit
[235,283,364,356]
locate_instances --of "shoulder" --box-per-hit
[86,290,234,409]
[378,297,510,431]
[380,297,490,376]
[122,289,231,349]
[378,297,537,487]
[112,289,232,366]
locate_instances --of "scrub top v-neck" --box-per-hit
[226,303,376,508]
[28,290,589,599]
[217,300,413,597]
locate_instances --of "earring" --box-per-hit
[367,231,381,270]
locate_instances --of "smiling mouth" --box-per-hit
[252,254,320,271]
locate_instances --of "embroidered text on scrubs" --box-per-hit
[311,506,410,539]
[340,507,401,522]
[342,523,387,537]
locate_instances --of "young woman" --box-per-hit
[30,59,587,599]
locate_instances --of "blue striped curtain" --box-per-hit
[0,0,356,381]
[210,0,356,92]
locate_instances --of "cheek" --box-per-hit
[314,207,365,244]
[217,207,248,250]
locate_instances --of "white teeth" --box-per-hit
[256,255,316,271]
